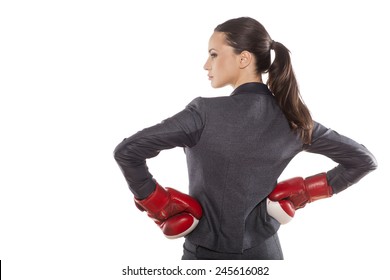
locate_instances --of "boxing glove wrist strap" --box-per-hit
[305,173,333,202]
[134,183,169,213]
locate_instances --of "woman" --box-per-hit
[114,17,377,260]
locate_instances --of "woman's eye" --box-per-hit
[210,53,217,58]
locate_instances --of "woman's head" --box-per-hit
[206,17,313,143]
[213,17,273,76]
[204,17,271,89]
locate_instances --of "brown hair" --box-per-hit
[215,17,313,144]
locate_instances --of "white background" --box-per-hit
[1,0,389,279]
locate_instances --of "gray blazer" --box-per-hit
[114,82,377,253]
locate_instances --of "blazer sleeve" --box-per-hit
[113,97,205,199]
[303,122,377,194]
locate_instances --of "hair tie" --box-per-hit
[270,40,276,50]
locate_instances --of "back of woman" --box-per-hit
[184,83,302,253]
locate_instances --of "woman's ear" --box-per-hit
[239,51,253,69]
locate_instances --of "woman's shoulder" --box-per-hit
[187,95,232,109]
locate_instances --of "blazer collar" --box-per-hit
[230,82,272,96]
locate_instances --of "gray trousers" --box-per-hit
[181,233,284,260]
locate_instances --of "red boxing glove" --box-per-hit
[134,183,203,239]
[267,173,333,224]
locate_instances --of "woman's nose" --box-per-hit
[203,58,210,70]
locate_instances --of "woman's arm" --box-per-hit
[113,97,204,199]
[304,122,377,194]
[267,122,377,224]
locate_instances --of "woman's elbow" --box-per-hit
[359,150,378,174]
[113,138,128,164]
[367,155,378,172]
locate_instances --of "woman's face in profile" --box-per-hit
[204,32,241,88]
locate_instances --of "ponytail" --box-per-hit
[267,41,313,144]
